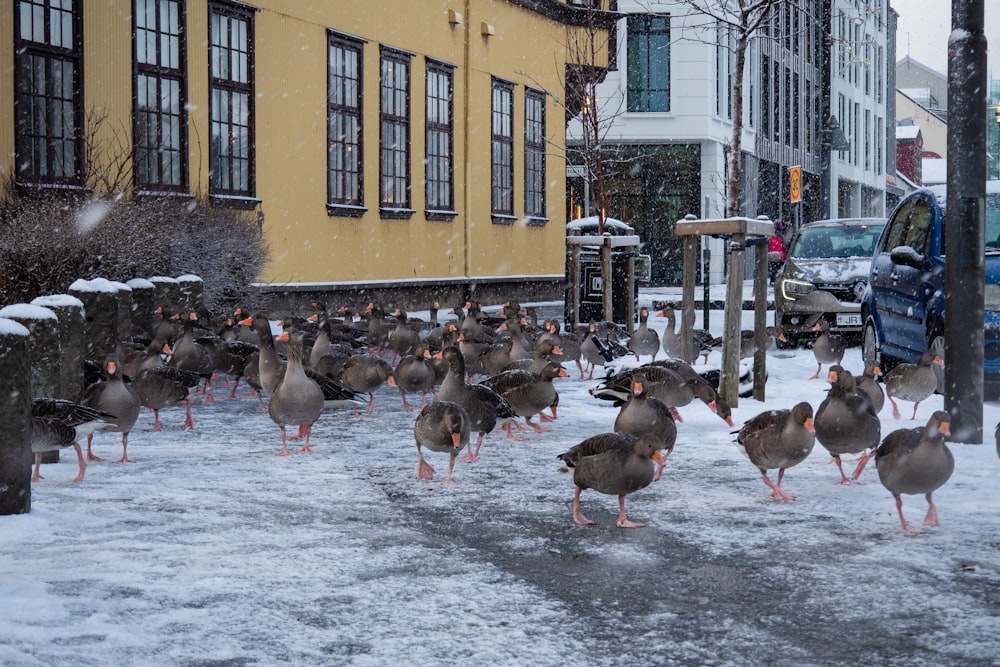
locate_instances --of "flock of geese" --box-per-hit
[26,297,981,532]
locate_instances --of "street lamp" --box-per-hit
[819,115,851,219]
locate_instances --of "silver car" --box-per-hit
[774,217,886,348]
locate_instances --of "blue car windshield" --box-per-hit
[790,225,883,260]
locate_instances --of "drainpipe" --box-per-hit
[462,0,473,287]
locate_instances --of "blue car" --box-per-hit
[860,181,1000,394]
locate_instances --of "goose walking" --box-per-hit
[736,402,815,500]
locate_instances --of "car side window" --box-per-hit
[881,200,912,252]
[904,199,932,254]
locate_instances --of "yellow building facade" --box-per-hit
[0,0,608,306]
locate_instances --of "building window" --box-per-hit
[135,0,187,191]
[14,0,83,186]
[491,78,515,223]
[524,88,546,222]
[379,47,412,218]
[627,15,670,112]
[328,32,364,216]
[209,1,254,202]
[425,60,454,219]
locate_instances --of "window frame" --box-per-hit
[13,0,85,189]
[208,0,257,207]
[523,87,547,224]
[379,46,414,219]
[490,77,516,224]
[327,31,366,217]
[133,0,188,193]
[424,58,455,221]
[626,14,670,113]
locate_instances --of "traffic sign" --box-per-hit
[789,166,802,203]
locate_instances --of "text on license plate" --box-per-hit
[836,313,862,327]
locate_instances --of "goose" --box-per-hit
[735,402,815,500]
[557,432,665,528]
[438,346,515,463]
[81,357,141,464]
[479,361,568,437]
[579,321,615,380]
[168,312,217,402]
[875,410,954,532]
[413,401,470,484]
[809,319,846,380]
[388,307,421,360]
[857,359,885,414]
[613,372,677,481]
[814,366,881,483]
[267,331,324,456]
[30,398,113,483]
[885,349,942,420]
[132,363,202,431]
[337,353,395,417]
[393,346,437,410]
[627,307,660,361]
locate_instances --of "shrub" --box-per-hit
[0,188,269,314]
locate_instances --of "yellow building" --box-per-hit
[0,0,609,308]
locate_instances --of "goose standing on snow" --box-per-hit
[885,349,942,420]
[736,402,815,500]
[81,357,141,464]
[875,410,954,533]
[627,307,660,361]
[413,401,470,484]
[557,432,665,528]
[814,366,881,483]
[809,319,846,380]
[857,359,885,414]
[30,398,113,483]
[613,372,677,481]
[438,346,515,463]
[267,331,324,456]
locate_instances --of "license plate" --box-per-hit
[836,313,862,327]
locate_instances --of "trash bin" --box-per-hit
[565,217,641,327]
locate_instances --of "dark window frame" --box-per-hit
[133,0,189,193]
[491,77,515,224]
[523,87,547,224]
[327,31,366,217]
[424,58,455,221]
[626,14,670,113]
[379,46,414,219]
[208,1,257,207]
[13,0,85,189]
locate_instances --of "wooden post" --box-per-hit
[752,236,770,401]
[0,318,32,515]
[601,235,613,328]
[177,274,207,319]
[568,230,581,327]
[721,235,746,406]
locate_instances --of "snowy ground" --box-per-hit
[3,285,1000,666]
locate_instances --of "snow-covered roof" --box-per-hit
[896,125,921,140]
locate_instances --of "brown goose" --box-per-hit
[413,400,470,484]
[657,308,685,360]
[885,349,942,420]
[480,337,514,377]
[809,320,846,380]
[875,410,954,532]
[438,346,515,463]
[394,346,437,410]
[133,364,202,431]
[627,307,660,361]
[814,366,881,484]
[30,398,113,483]
[613,372,677,481]
[502,338,562,374]
[240,314,285,396]
[268,331,324,456]
[338,354,394,417]
[543,320,584,379]
[857,359,885,414]
[557,432,666,528]
[169,312,217,402]
[81,357,141,464]
[579,321,614,381]
[388,307,422,359]
[480,360,568,437]
[736,402,815,500]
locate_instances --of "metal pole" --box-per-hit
[945,0,987,443]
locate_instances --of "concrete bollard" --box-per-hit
[127,278,157,339]
[0,304,61,399]
[30,294,87,402]
[0,318,32,515]
[112,280,134,343]
[176,274,206,317]
[69,277,123,360]
[150,275,182,316]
